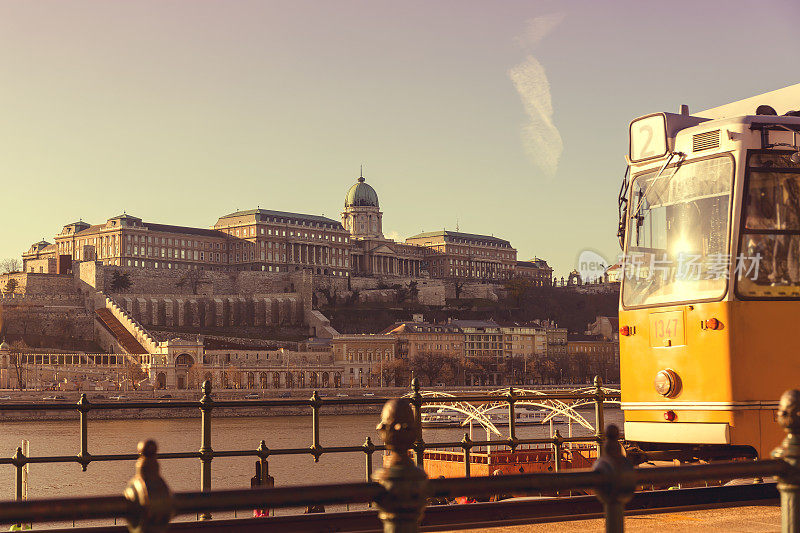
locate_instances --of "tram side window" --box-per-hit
[737,152,800,298]
[623,156,733,307]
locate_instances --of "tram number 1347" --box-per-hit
[648,312,685,347]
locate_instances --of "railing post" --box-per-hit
[12,446,24,502]
[198,380,213,520]
[507,386,517,446]
[310,390,323,462]
[553,429,563,472]
[374,398,429,533]
[11,446,25,529]
[410,378,425,468]
[77,394,91,471]
[772,389,800,532]
[461,432,472,478]
[257,439,270,486]
[592,425,634,533]
[124,440,173,533]
[365,436,375,508]
[594,376,605,452]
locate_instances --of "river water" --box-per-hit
[0,408,622,527]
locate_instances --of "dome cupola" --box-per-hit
[345,174,379,208]
[341,168,383,239]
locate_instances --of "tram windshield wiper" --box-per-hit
[629,152,686,228]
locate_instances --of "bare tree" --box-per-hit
[3,279,19,294]
[409,352,460,386]
[109,270,132,292]
[315,279,339,308]
[453,279,466,299]
[375,358,408,387]
[177,269,207,295]
[126,362,148,390]
[9,341,29,391]
[187,363,207,389]
[0,259,21,274]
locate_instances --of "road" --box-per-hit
[441,503,780,532]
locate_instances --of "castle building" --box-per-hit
[342,174,427,277]
[404,231,517,280]
[211,209,351,276]
[514,258,553,286]
[21,172,545,283]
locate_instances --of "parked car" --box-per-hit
[159,394,173,399]
[278,392,291,398]
[363,393,375,397]
[245,393,260,399]
[42,395,67,401]
[109,395,127,401]
[335,393,348,397]
[0,396,11,400]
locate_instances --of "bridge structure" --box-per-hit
[412,384,621,437]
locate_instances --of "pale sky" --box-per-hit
[1,0,798,276]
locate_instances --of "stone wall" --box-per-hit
[0,303,96,349]
[457,282,502,301]
[73,262,300,297]
[314,275,447,307]
[114,294,304,330]
[0,273,78,297]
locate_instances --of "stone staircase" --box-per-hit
[306,309,339,339]
[94,292,161,354]
[95,308,148,355]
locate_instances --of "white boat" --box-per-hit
[421,406,561,428]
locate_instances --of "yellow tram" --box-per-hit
[617,83,800,461]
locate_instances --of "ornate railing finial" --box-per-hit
[374,398,429,532]
[125,440,173,533]
[592,424,634,532]
[201,380,212,402]
[376,399,416,467]
[776,389,800,446]
[772,389,800,531]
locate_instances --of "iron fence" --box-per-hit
[0,378,617,504]
[0,388,798,533]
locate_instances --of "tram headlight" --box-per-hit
[654,369,681,398]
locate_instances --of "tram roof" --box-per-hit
[696,82,800,119]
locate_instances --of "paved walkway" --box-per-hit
[440,503,781,532]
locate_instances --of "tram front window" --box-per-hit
[738,151,800,298]
[622,156,733,307]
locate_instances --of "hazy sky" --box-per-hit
[1,0,798,276]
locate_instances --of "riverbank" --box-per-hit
[0,384,613,421]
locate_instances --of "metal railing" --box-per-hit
[0,378,616,503]
[0,389,799,532]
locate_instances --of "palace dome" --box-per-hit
[345,177,379,208]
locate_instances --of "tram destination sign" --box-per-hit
[629,114,668,162]
[629,112,709,163]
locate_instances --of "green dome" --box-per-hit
[345,177,379,208]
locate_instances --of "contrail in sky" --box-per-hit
[509,13,565,179]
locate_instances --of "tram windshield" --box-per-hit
[622,156,733,307]
[737,151,800,298]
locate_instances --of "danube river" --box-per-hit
[0,408,622,527]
